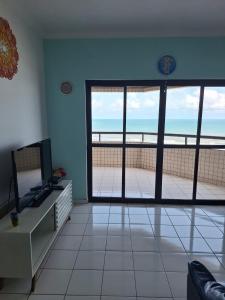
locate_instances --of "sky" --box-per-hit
[92,87,225,119]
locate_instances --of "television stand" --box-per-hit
[31,188,52,207]
[0,180,72,293]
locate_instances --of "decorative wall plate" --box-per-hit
[0,17,19,80]
[60,81,73,94]
[158,55,176,75]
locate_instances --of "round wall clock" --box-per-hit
[0,17,19,80]
[60,81,73,94]
[158,55,176,75]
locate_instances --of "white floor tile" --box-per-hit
[147,207,167,215]
[80,236,107,250]
[149,215,172,225]
[196,226,223,238]
[61,224,86,236]
[74,251,105,269]
[152,225,178,237]
[181,238,212,253]
[155,237,185,253]
[0,295,28,300]
[29,296,64,300]
[132,237,159,252]
[106,236,132,251]
[34,269,72,294]
[44,250,77,269]
[161,253,189,272]
[67,270,103,295]
[130,224,153,237]
[135,271,171,297]
[53,236,83,250]
[102,271,136,296]
[169,216,191,226]
[174,226,201,238]
[165,208,187,216]
[129,215,150,224]
[192,217,215,226]
[167,272,187,298]
[91,206,110,214]
[205,238,225,253]
[88,214,109,224]
[128,207,148,215]
[65,297,100,300]
[133,252,164,271]
[138,298,173,300]
[109,214,130,224]
[102,297,136,300]
[69,214,89,224]
[107,224,130,236]
[104,251,133,270]
[84,223,108,236]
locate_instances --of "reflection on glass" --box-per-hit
[162,148,195,199]
[125,148,156,198]
[165,87,200,145]
[126,86,160,144]
[197,149,225,200]
[201,87,225,145]
[92,147,122,197]
[15,147,42,198]
[91,87,124,143]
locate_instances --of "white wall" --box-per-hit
[0,2,47,209]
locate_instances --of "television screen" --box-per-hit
[12,139,52,211]
[41,139,52,185]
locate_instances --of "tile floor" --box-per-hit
[2,203,225,300]
[93,167,225,200]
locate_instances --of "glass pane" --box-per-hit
[164,86,200,145]
[91,87,124,144]
[125,148,156,198]
[197,149,225,200]
[92,147,122,197]
[126,86,160,144]
[200,87,225,145]
[162,148,195,199]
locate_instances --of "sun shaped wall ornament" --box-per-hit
[0,17,19,80]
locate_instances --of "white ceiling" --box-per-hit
[4,0,225,38]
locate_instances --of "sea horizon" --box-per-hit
[92,118,225,136]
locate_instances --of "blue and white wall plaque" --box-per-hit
[158,55,176,75]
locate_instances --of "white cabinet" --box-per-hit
[0,180,72,284]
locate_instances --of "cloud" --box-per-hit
[92,99,103,109]
[204,89,225,110]
[182,88,225,111]
[143,99,156,108]
[184,95,199,109]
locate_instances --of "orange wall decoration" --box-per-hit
[0,17,19,80]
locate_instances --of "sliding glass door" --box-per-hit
[86,80,225,204]
[125,86,160,199]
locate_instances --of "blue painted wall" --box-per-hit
[44,37,225,200]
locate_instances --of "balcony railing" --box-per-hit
[92,131,225,145]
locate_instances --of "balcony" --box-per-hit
[92,132,225,200]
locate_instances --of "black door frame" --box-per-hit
[86,79,225,205]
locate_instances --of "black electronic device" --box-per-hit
[50,185,64,191]
[12,139,53,212]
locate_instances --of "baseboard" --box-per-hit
[72,199,88,204]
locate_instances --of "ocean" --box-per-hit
[92,119,225,136]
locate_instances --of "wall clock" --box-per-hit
[158,55,176,75]
[60,81,73,94]
[0,17,19,80]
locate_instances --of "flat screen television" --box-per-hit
[12,139,53,212]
